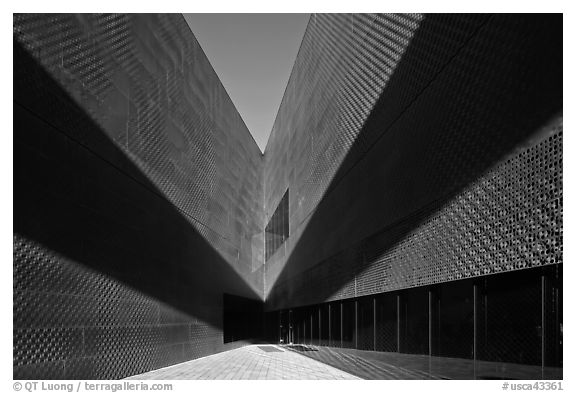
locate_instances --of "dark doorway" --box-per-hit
[223,294,264,343]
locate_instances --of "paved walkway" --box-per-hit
[285,345,563,380]
[125,345,360,380]
[126,344,562,380]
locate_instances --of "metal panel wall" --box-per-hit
[14,12,563,379]
[14,14,264,379]
[264,14,562,310]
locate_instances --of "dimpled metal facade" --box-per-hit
[264,13,562,309]
[14,14,263,379]
[14,13,563,380]
[263,14,562,376]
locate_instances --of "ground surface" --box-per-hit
[126,344,563,380]
[125,344,359,380]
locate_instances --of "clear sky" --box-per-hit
[183,14,311,153]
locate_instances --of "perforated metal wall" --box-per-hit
[14,13,264,379]
[264,14,562,310]
[268,128,562,308]
[14,12,563,379]
[14,14,264,282]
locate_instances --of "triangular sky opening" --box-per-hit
[183,13,310,153]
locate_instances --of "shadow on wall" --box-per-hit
[14,38,263,379]
[266,14,563,308]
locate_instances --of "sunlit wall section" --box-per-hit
[14,14,265,292]
[264,14,495,296]
[264,14,562,309]
[269,124,562,307]
[14,13,264,379]
[264,14,425,292]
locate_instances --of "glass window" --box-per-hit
[265,189,289,261]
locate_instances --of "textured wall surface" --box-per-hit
[13,13,563,379]
[263,13,562,310]
[14,14,264,379]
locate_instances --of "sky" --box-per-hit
[183,14,311,153]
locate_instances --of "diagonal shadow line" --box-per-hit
[265,13,563,309]
[13,37,263,338]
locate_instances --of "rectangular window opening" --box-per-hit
[265,189,289,261]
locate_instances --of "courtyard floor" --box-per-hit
[126,344,562,380]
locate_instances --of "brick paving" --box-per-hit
[284,345,443,380]
[285,345,563,380]
[125,344,360,380]
[126,344,563,380]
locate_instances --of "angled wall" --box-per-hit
[14,14,264,379]
[262,13,562,377]
[262,13,562,378]
[263,13,562,312]
[13,12,563,380]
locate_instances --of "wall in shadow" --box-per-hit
[264,14,562,311]
[14,14,265,380]
[223,294,264,343]
[273,264,562,378]
[13,14,265,288]
[13,12,564,379]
